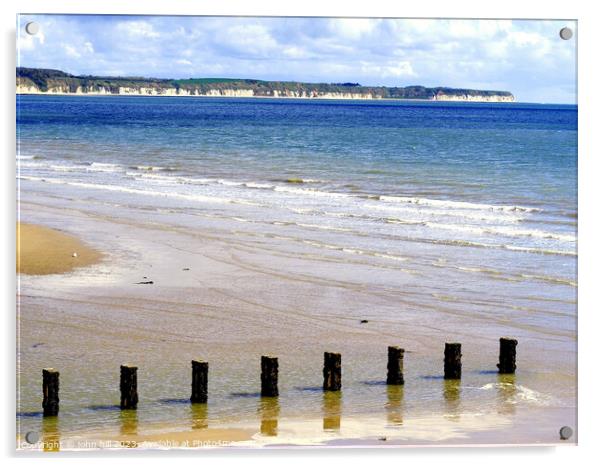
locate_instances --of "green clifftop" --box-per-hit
[16,67,515,102]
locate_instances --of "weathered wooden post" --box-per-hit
[42,368,59,416]
[191,360,208,403]
[386,346,405,385]
[497,337,518,374]
[444,343,462,379]
[120,365,138,409]
[323,352,341,391]
[261,356,279,397]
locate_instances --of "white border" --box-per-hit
[3,1,600,464]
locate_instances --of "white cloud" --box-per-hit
[217,23,278,57]
[63,44,81,58]
[361,61,416,78]
[117,20,161,39]
[282,46,311,59]
[17,30,45,51]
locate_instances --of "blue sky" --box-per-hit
[17,15,576,103]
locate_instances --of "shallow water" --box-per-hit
[16,96,577,447]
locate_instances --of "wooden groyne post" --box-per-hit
[120,365,138,409]
[261,356,279,397]
[191,360,208,403]
[42,368,59,416]
[33,339,520,417]
[323,352,342,391]
[497,337,518,374]
[444,343,462,379]
[386,346,405,385]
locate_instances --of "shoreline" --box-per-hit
[17,222,102,275]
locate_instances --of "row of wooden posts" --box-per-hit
[41,337,518,417]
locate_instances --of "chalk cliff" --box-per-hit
[16,68,515,102]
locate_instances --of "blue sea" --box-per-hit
[17,96,577,271]
[16,96,577,445]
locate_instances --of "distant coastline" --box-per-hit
[16,67,515,102]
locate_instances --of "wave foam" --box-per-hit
[378,195,541,213]
[18,176,265,207]
[478,383,556,406]
[87,162,123,173]
[425,222,576,242]
[128,165,178,172]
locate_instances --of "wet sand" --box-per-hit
[17,222,102,275]
[18,406,574,450]
[91,424,255,449]
[16,196,577,449]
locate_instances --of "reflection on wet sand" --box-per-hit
[259,397,280,436]
[119,409,138,444]
[443,379,461,421]
[323,391,342,431]
[42,416,60,452]
[385,385,404,426]
[497,374,517,415]
[191,403,208,430]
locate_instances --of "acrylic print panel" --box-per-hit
[16,15,577,450]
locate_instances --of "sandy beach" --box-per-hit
[17,222,101,275]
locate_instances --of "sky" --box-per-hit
[17,15,577,103]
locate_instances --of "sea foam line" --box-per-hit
[19,174,576,258]
[425,222,576,242]
[19,166,573,247]
[18,176,265,207]
[370,204,523,224]
[21,159,541,218]
[20,160,124,174]
[21,160,573,245]
[378,195,541,213]
[128,165,179,172]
